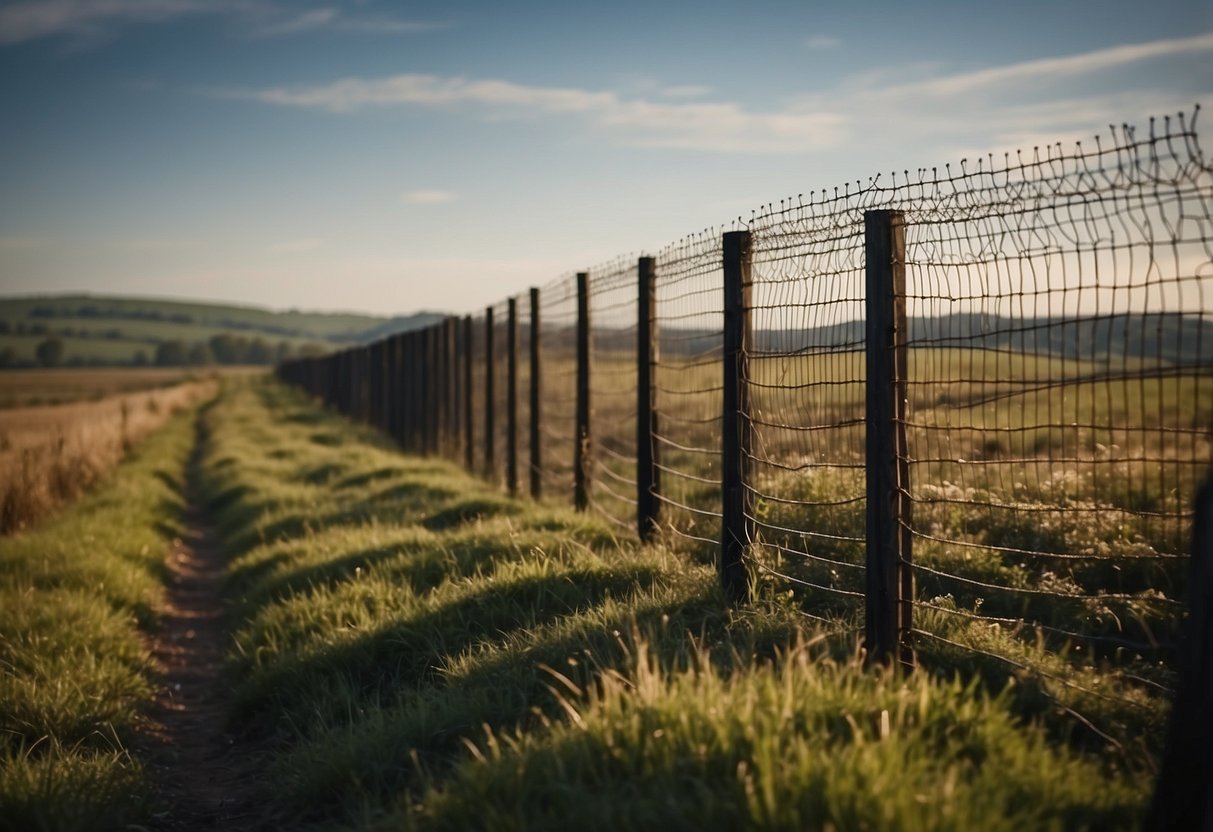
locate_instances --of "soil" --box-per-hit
[138,416,268,830]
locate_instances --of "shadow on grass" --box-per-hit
[229,564,670,732]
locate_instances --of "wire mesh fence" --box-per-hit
[278,108,1212,752]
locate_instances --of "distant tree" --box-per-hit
[247,337,274,365]
[275,340,293,363]
[132,350,149,367]
[35,337,65,367]
[209,333,239,364]
[296,343,328,359]
[0,347,15,368]
[155,340,188,366]
[0,320,9,334]
[187,342,213,366]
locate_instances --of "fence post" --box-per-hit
[721,231,753,602]
[637,256,660,541]
[529,287,543,500]
[429,325,443,456]
[1146,474,1213,831]
[484,307,495,478]
[463,315,474,470]
[574,272,592,512]
[446,317,458,458]
[507,297,519,495]
[864,209,913,670]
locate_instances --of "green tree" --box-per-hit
[35,337,64,367]
[155,340,188,366]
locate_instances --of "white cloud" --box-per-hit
[0,0,444,44]
[660,84,712,99]
[217,73,847,154]
[402,190,457,205]
[0,0,204,44]
[877,31,1213,98]
[805,35,840,50]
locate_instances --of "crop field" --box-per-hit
[0,373,1173,829]
[0,370,219,533]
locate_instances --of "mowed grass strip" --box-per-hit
[208,377,1151,831]
[0,403,201,831]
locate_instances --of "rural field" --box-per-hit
[0,369,222,534]
[0,371,1178,830]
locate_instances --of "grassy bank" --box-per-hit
[206,377,1152,830]
[0,375,218,534]
[0,403,201,831]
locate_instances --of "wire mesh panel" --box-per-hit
[747,193,873,624]
[489,298,512,489]
[539,274,579,507]
[469,312,487,476]
[587,255,640,530]
[654,231,725,551]
[897,113,1212,738]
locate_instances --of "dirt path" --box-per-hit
[140,414,265,830]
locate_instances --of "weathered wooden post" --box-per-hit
[1146,474,1213,832]
[484,307,495,477]
[721,231,753,602]
[445,316,459,458]
[864,209,913,670]
[637,255,661,542]
[529,288,543,500]
[507,297,519,495]
[574,272,592,512]
[463,315,474,470]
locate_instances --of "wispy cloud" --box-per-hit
[0,0,205,45]
[252,6,443,38]
[805,35,840,50]
[402,189,457,205]
[215,74,847,154]
[0,0,443,45]
[878,31,1213,98]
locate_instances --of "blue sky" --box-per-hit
[1,0,1210,316]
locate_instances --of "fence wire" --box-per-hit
[586,255,640,531]
[653,230,726,550]
[278,109,1211,751]
[538,274,579,505]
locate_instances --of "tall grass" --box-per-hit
[0,377,216,533]
[0,402,200,831]
[205,376,1153,830]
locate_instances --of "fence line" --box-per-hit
[279,109,1212,752]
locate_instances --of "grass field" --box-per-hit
[0,372,219,533]
[199,376,1154,829]
[0,405,199,831]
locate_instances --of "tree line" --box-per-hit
[1,334,329,369]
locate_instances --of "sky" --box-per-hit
[0,0,1211,317]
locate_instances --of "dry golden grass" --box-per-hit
[0,377,219,533]
[0,366,261,409]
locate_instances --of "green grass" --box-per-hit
[0,403,199,831]
[204,376,1155,830]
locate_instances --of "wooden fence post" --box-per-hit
[507,297,519,495]
[484,307,495,477]
[1146,473,1213,831]
[864,209,913,670]
[427,325,440,455]
[529,287,543,500]
[463,315,474,470]
[637,255,661,541]
[446,316,458,458]
[574,272,592,512]
[721,231,753,602]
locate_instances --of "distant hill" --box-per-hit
[0,294,445,369]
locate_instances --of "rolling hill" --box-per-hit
[0,294,445,368]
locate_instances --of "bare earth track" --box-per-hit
[139,415,265,831]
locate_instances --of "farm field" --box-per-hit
[0,371,219,532]
[0,374,1163,829]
